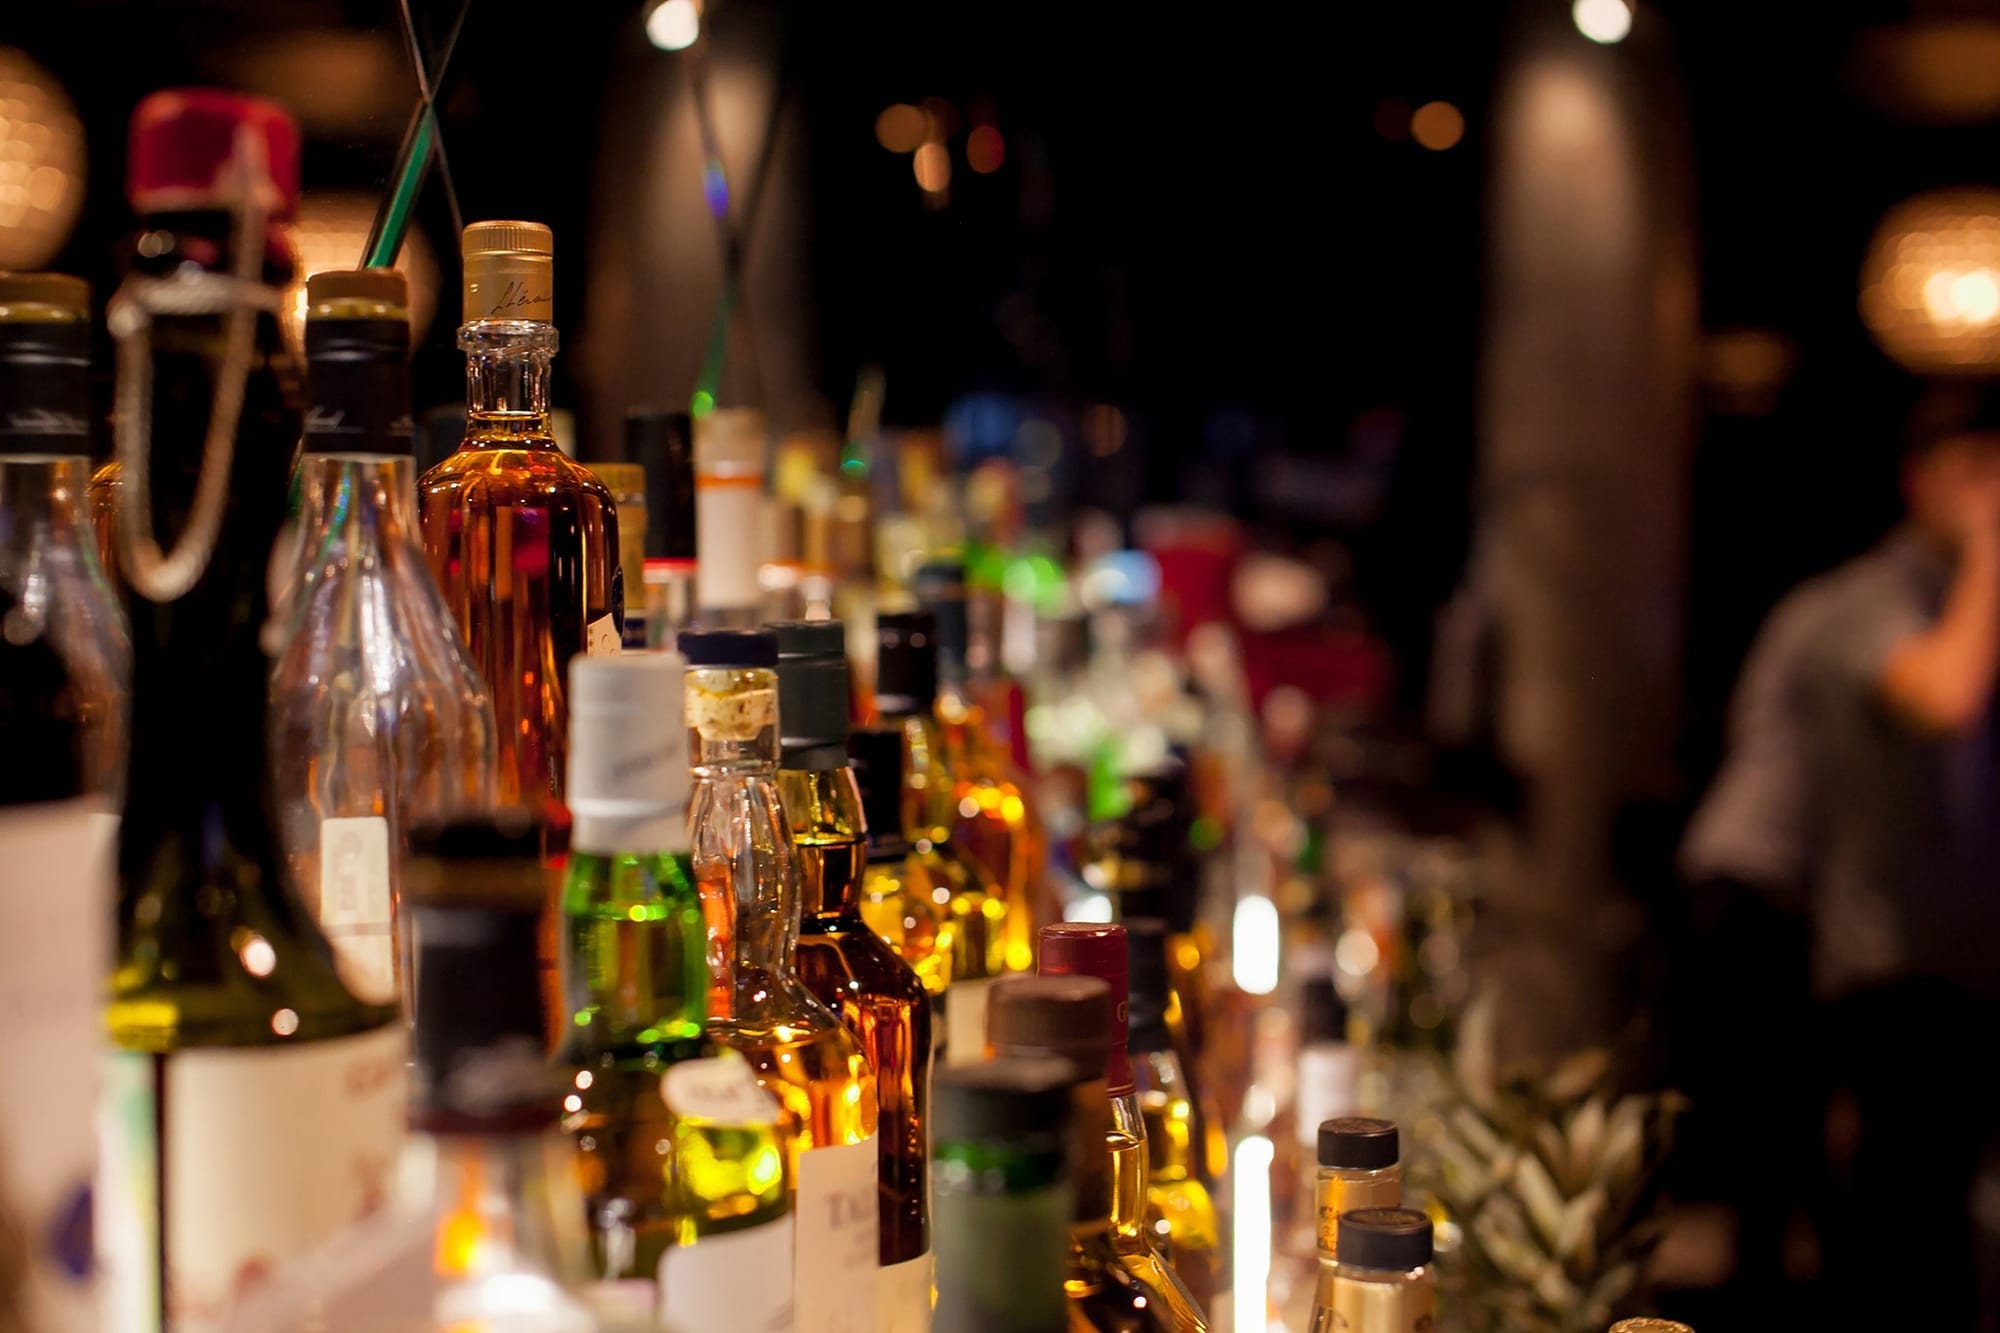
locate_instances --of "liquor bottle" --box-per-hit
[0,270,130,799]
[1288,980,1359,1242]
[913,558,1049,973]
[0,579,105,1330]
[627,409,696,649]
[773,619,936,1331]
[985,973,1208,1332]
[1125,919,1224,1311]
[269,267,495,1010]
[589,462,649,649]
[1311,1208,1433,1333]
[692,407,766,629]
[558,650,792,1327]
[683,627,881,1333]
[849,722,956,999]
[417,219,621,814]
[931,1059,1075,1333]
[1312,1118,1401,1256]
[99,89,406,1333]
[875,609,1008,1066]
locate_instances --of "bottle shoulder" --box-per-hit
[796,921,929,1004]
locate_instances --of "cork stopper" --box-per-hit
[0,272,88,321]
[306,267,408,320]
[461,219,553,322]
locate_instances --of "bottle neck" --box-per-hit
[294,453,421,556]
[693,765,809,1023]
[0,319,91,460]
[777,765,867,919]
[562,844,706,1051]
[303,323,417,459]
[0,456,94,541]
[887,708,956,845]
[459,320,556,445]
[1107,1092,1151,1242]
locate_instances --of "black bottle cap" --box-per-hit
[1301,976,1351,1046]
[1124,917,1174,1054]
[626,409,694,561]
[1335,1207,1433,1270]
[1318,1116,1399,1171]
[849,725,909,860]
[0,308,91,458]
[678,625,778,668]
[934,1057,1078,1146]
[773,619,850,770]
[912,560,969,687]
[874,610,938,716]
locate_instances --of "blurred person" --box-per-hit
[1681,381,2000,1327]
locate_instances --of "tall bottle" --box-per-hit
[774,619,935,1331]
[0,579,105,1329]
[692,407,766,629]
[875,609,1008,1065]
[0,270,129,799]
[558,651,793,1329]
[1312,1208,1433,1333]
[417,220,620,815]
[269,267,495,1010]
[100,89,406,1333]
[683,628,881,1333]
[627,409,696,649]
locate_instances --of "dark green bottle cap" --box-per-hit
[772,619,850,771]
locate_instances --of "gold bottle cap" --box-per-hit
[461,219,553,323]
[1609,1322,1695,1333]
[305,267,409,320]
[0,271,89,321]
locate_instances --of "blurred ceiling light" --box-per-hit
[646,0,702,51]
[966,124,1005,174]
[875,103,927,153]
[0,47,86,271]
[913,140,951,198]
[1082,403,1128,457]
[285,191,440,349]
[1853,21,2000,126]
[1411,101,1466,151]
[1861,188,2000,374]
[234,32,404,132]
[1572,0,1633,44]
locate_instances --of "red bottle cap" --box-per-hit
[128,88,300,221]
[1037,922,1133,1094]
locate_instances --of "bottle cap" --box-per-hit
[848,725,909,860]
[305,267,407,313]
[1037,921,1133,1093]
[0,272,88,319]
[934,1057,1079,1146]
[1335,1207,1433,1271]
[628,410,695,562]
[678,626,778,668]
[985,974,1113,1080]
[1318,1116,1399,1171]
[773,619,851,770]
[127,88,300,220]
[875,609,938,716]
[1302,976,1351,1046]
[912,559,970,686]
[694,407,767,477]
[0,270,91,455]
[461,219,553,323]
[1123,917,1174,1054]
[567,653,690,852]
[1608,1323,1696,1333]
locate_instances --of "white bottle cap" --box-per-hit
[694,408,767,615]
[566,651,691,855]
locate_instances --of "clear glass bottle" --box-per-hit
[269,267,495,1011]
[876,609,1009,1066]
[99,89,407,1333]
[850,722,956,1001]
[1311,1207,1433,1333]
[0,270,130,800]
[417,220,621,817]
[683,628,881,1333]
[557,651,793,1328]
[774,620,935,1330]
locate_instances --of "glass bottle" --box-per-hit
[875,609,1008,1066]
[417,220,621,817]
[588,461,649,650]
[931,1059,1075,1333]
[683,628,881,1333]
[774,619,935,1331]
[0,578,105,1330]
[627,409,696,651]
[558,651,793,1329]
[692,407,766,629]
[99,89,406,1333]
[269,267,495,1011]
[0,270,130,800]
[1311,1207,1433,1333]
[850,722,956,1000]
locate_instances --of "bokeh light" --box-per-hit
[1860,188,2000,373]
[285,192,440,349]
[646,0,701,52]
[913,140,951,197]
[967,124,1005,174]
[0,47,86,271]
[1573,0,1634,44]
[1411,100,1465,151]
[875,104,927,154]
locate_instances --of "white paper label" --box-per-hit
[0,800,108,1332]
[943,976,997,1069]
[695,482,763,612]
[1295,1044,1360,1147]
[588,612,622,657]
[794,1138,881,1333]
[98,1024,409,1332]
[318,815,396,1005]
[661,1051,782,1126]
[659,1215,796,1332]
[877,1251,934,1333]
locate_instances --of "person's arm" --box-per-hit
[1879,530,2000,733]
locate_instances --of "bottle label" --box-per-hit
[0,800,108,1331]
[794,1137,882,1333]
[659,1215,796,1332]
[877,1250,935,1333]
[1330,1271,1435,1331]
[317,815,396,1005]
[587,612,622,657]
[695,478,763,612]
[97,1024,409,1333]
[1295,1044,1359,1148]
[943,976,997,1069]
[660,1051,782,1125]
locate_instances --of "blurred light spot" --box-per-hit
[1925,267,2000,325]
[967,124,1005,174]
[1233,896,1280,995]
[1233,1135,1274,1333]
[1066,891,1114,923]
[876,103,927,154]
[1862,189,2000,372]
[0,48,86,269]
[287,191,440,349]
[702,157,729,218]
[646,0,701,51]
[959,795,981,819]
[575,1070,594,1089]
[1334,927,1381,978]
[914,141,951,195]
[271,1008,300,1037]
[564,1094,583,1113]
[239,934,276,977]
[1083,403,1129,457]
[1573,0,1633,44]
[1411,101,1466,151]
